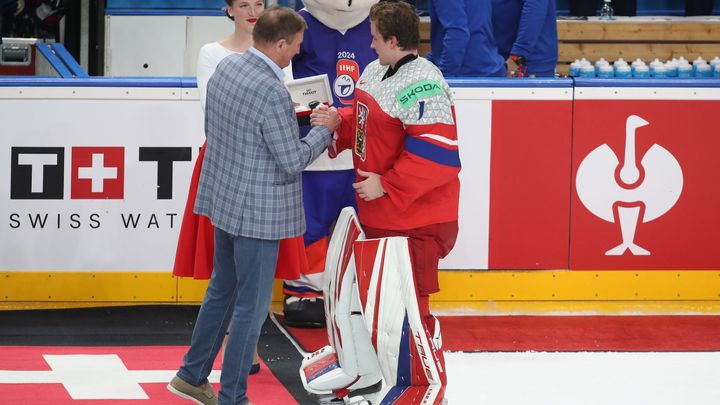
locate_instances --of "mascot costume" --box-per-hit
[293,3,449,403]
[282,0,379,327]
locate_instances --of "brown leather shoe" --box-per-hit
[167,375,217,405]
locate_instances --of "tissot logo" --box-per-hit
[9,146,192,200]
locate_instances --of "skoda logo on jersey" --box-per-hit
[334,74,355,99]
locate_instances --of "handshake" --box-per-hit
[308,102,341,133]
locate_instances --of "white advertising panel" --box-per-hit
[1,92,204,270]
[0,85,571,273]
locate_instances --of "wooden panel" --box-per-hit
[420,20,430,40]
[558,42,720,63]
[558,21,720,42]
[419,20,430,57]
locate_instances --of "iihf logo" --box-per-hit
[575,115,683,256]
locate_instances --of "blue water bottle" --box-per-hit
[597,64,614,78]
[615,64,631,79]
[696,63,712,78]
[677,62,693,78]
[580,64,595,78]
[630,58,644,77]
[654,65,669,78]
[710,57,720,78]
[594,58,609,75]
[568,60,582,77]
[633,64,649,79]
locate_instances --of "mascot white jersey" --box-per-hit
[283,0,379,328]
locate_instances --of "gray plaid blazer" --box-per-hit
[194,51,331,239]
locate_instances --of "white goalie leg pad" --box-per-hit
[353,237,446,404]
[300,207,382,395]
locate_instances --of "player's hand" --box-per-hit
[352,169,386,201]
[310,105,341,132]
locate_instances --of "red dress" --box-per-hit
[173,142,306,280]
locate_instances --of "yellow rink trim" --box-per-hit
[1,270,719,305]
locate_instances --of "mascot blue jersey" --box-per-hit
[293,10,377,107]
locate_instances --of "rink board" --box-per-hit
[1,78,720,302]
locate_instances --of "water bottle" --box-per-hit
[678,56,688,65]
[597,64,614,78]
[696,63,712,78]
[615,64,631,79]
[630,58,644,76]
[692,56,706,75]
[569,60,582,77]
[580,64,596,78]
[613,58,628,75]
[652,65,668,78]
[665,60,678,77]
[677,62,693,78]
[710,56,720,73]
[714,64,720,79]
[599,0,614,20]
[595,58,610,75]
[633,64,649,78]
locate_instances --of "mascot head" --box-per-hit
[302,0,379,32]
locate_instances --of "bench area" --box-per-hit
[419,17,720,76]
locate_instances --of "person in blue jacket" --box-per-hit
[492,0,558,78]
[426,0,506,77]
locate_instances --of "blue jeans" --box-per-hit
[178,228,279,405]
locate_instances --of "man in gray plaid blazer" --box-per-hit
[169,7,340,405]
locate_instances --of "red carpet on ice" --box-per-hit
[0,346,295,404]
[2,306,719,404]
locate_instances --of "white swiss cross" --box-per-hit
[77,153,117,193]
[0,354,219,399]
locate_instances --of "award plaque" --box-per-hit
[288,74,333,126]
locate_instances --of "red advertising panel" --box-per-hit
[571,100,720,269]
[489,100,573,269]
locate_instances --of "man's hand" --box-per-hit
[310,104,341,132]
[352,169,386,201]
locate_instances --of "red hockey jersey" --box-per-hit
[334,57,460,230]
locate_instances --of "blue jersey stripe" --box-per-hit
[405,135,461,168]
